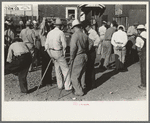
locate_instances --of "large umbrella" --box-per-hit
[78,4,106,18]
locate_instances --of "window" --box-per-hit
[66,7,77,19]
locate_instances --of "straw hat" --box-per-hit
[137,25,145,30]
[71,19,81,29]
[55,18,62,25]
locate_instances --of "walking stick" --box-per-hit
[35,59,52,95]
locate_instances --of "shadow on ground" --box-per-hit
[93,69,119,90]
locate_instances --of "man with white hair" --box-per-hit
[20,21,36,71]
[127,22,139,64]
[45,18,72,91]
[111,25,128,71]
[135,25,147,89]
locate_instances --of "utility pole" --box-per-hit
[31,4,33,21]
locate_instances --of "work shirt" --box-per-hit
[88,28,100,46]
[7,42,29,63]
[20,27,36,44]
[104,27,116,41]
[45,27,67,51]
[135,31,147,49]
[70,29,89,61]
[127,26,138,36]
[111,30,128,47]
[98,25,106,36]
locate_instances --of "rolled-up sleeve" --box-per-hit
[60,32,67,51]
[122,34,128,47]
[111,33,117,47]
[70,34,77,61]
[7,45,13,63]
[45,33,49,50]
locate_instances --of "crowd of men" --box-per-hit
[4,16,147,96]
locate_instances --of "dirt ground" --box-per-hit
[4,54,147,101]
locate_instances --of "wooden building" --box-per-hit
[38,4,146,30]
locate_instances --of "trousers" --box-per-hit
[41,47,53,85]
[71,54,88,95]
[139,47,146,87]
[49,50,72,90]
[114,47,126,70]
[86,50,96,90]
[102,41,112,67]
[5,53,32,93]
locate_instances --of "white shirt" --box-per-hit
[98,25,106,36]
[135,31,147,48]
[111,30,128,47]
[7,42,29,63]
[45,27,67,51]
[88,28,100,46]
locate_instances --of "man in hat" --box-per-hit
[135,25,147,89]
[39,17,53,87]
[45,18,72,91]
[32,22,41,67]
[4,21,15,63]
[70,19,91,96]
[111,25,128,71]
[5,37,32,93]
[99,21,118,70]
[97,21,107,58]
[81,20,99,89]
[126,22,139,64]
[20,20,36,71]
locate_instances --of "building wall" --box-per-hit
[38,4,79,20]
[97,5,146,29]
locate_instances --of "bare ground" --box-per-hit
[4,54,147,101]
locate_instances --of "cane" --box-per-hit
[35,59,52,95]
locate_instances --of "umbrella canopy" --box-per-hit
[78,4,106,17]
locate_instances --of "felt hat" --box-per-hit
[55,18,62,25]
[71,19,81,29]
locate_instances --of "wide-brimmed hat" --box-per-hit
[137,25,145,30]
[54,18,62,25]
[71,19,81,29]
[118,25,125,31]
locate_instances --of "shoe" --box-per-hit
[72,91,84,96]
[65,89,72,92]
[138,85,146,90]
[119,68,128,72]
[58,87,64,90]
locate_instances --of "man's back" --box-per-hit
[70,29,89,60]
[45,27,66,50]
[20,28,35,44]
[104,27,116,41]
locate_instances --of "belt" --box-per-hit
[15,52,30,57]
[49,48,62,51]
